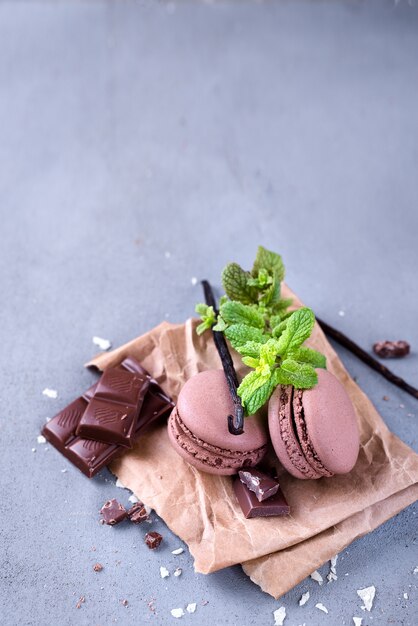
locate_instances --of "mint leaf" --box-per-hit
[252,246,285,282]
[279,359,318,388]
[291,346,326,369]
[242,356,260,369]
[237,370,270,402]
[275,307,315,354]
[242,375,277,416]
[235,341,265,358]
[195,304,216,335]
[224,323,267,348]
[272,319,288,338]
[222,263,256,304]
[212,316,227,332]
[220,301,265,329]
[247,268,273,289]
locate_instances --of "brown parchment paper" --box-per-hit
[87,285,418,598]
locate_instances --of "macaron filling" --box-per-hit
[292,389,333,478]
[169,407,267,471]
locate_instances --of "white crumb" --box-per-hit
[144,505,153,515]
[45,417,51,422]
[172,548,184,555]
[115,478,127,489]
[413,566,418,574]
[160,566,170,579]
[186,603,197,613]
[165,251,171,259]
[191,277,198,286]
[403,593,408,600]
[31,448,36,452]
[170,608,184,618]
[273,606,286,625]
[338,310,345,317]
[92,336,112,351]
[37,435,46,444]
[42,388,58,399]
[173,568,182,577]
[330,554,338,570]
[357,585,376,612]
[315,603,328,614]
[310,570,323,584]
[327,571,338,582]
[353,618,362,626]
[61,469,67,473]
[299,591,310,606]
[128,494,139,504]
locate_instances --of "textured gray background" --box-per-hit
[0,1,417,625]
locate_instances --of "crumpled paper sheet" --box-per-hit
[87,285,418,598]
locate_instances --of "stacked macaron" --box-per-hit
[168,368,359,479]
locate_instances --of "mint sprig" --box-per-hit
[195,247,326,416]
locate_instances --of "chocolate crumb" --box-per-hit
[93,563,103,572]
[145,531,163,550]
[76,596,85,609]
[383,396,389,401]
[373,340,410,359]
[100,499,127,525]
[121,599,128,607]
[127,502,148,524]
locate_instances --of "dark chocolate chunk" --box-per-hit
[42,358,174,478]
[373,340,410,359]
[76,367,150,447]
[233,477,290,519]
[127,502,148,524]
[144,531,163,549]
[238,468,280,502]
[100,499,127,525]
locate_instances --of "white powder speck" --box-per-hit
[173,568,182,577]
[273,606,286,625]
[128,494,139,504]
[61,469,67,473]
[353,618,363,626]
[357,586,376,612]
[338,310,345,317]
[31,448,36,453]
[92,336,112,351]
[170,608,184,618]
[37,435,46,444]
[403,593,408,600]
[42,388,58,399]
[45,417,51,422]
[191,277,198,286]
[299,591,310,606]
[310,570,323,584]
[172,548,184,555]
[160,566,170,579]
[414,566,418,574]
[315,603,328,614]
[186,603,196,613]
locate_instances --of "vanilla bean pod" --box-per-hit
[201,280,244,435]
[316,317,418,401]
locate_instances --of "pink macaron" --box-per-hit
[268,369,359,480]
[168,369,268,475]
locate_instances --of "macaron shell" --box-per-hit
[177,369,268,452]
[168,406,266,476]
[301,368,360,475]
[268,385,322,480]
[293,388,333,478]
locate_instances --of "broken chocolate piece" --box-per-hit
[100,499,127,525]
[233,477,290,519]
[145,531,163,549]
[238,467,280,502]
[93,563,103,572]
[127,502,148,524]
[373,340,410,359]
[76,366,150,447]
[42,358,174,478]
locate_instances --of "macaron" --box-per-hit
[268,369,359,480]
[168,369,268,475]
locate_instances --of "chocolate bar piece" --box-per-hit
[42,359,174,478]
[127,502,148,524]
[238,468,280,502]
[76,366,150,447]
[233,477,290,519]
[145,531,162,549]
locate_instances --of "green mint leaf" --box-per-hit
[237,370,270,403]
[290,347,326,369]
[234,341,265,358]
[259,275,281,307]
[222,263,257,304]
[212,316,227,332]
[271,320,289,338]
[195,304,216,335]
[280,359,318,388]
[252,246,285,282]
[242,356,260,369]
[224,324,267,349]
[247,268,274,289]
[275,307,315,354]
[242,375,277,416]
[195,303,209,316]
[220,301,265,329]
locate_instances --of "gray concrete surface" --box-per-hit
[0,1,417,624]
